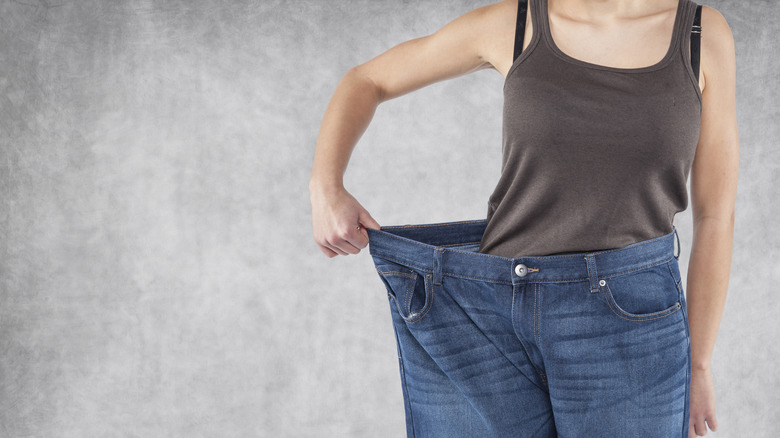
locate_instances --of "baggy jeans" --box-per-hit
[366,219,691,437]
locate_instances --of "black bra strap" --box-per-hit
[513,0,529,63]
[691,4,702,82]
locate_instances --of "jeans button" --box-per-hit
[514,264,527,277]
[599,279,606,286]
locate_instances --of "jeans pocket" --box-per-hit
[372,256,433,324]
[599,260,682,322]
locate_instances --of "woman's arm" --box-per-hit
[685,5,738,437]
[309,1,515,257]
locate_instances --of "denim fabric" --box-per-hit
[366,219,691,438]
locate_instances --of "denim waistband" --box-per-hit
[366,219,680,287]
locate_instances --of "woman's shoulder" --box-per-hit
[455,0,526,76]
[698,4,734,47]
[698,4,736,92]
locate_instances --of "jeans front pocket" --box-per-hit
[598,260,682,322]
[372,256,433,324]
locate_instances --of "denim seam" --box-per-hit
[390,317,416,438]
[404,274,434,324]
[602,283,682,322]
[377,267,432,323]
[534,283,546,384]
[441,272,515,285]
[533,284,537,354]
[666,259,681,285]
[376,270,416,278]
[437,284,549,396]
[373,255,429,275]
[440,240,483,247]
[601,255,676,279]
[585,255,598,293]
[534,283,540,350]
[536,283,542,354]
[376,254,676,285]
[444,271,592,285]
[403,272,416,318]
[511,287,549,392]
[678,281,692,438]
[376,269,417,310]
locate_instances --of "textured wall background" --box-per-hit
[1,0,775,436]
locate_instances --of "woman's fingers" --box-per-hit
[323,223,365,256]
[359,209,381,231]
[310,185,379,257]
[706,416,718,431]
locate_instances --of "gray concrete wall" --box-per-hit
[1,0,775,436]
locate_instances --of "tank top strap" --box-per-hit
[692,4,702,81]
[675,0,703,87]
[512,0,529,63]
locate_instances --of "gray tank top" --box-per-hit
[478,0,703,257]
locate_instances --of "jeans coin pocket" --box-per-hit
[599,261,682,322]
[372,256,433,323]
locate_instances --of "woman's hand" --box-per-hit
[688,366,719,437]
[310,184,381,257]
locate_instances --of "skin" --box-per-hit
[309,1,738,436]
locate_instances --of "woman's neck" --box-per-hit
[551,0,675,23]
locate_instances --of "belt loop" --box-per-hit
[584,254,599,293]
[673,226,681,260]
[433,248,443,285]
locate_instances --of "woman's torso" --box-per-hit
[477,0,703,257]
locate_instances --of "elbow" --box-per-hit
[345,65,386,104]
[692,209,735,229]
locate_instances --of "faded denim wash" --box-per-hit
[366,219,691,437]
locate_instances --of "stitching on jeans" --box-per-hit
[602,283,681,321]
[601,256,676,279]
[666,259,680,285]
[586,255,596,292]
[511,287,518,346]
[441,272,513,284]
[373,255,428,274]
[446,285,545,394]
[444,271,589,284]
[403,271,416,317]
[535,284,547,387]
[536,283,542,352]
[535,283,540,349]
[377,266,432,323]
[405,274,433,324]
[388,314,416,437]
[512,285,547,390]
[531,284,547,384]
[533,284,537,355]
[376,253,676,285]
[440,240,482,247]
[376,269,416,278]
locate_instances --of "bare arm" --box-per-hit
[685,5,738,437]
[309,1,512,257]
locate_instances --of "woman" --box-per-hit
[309,0,737,436]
